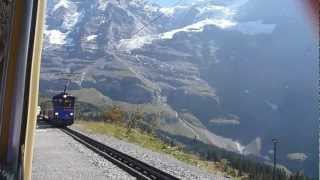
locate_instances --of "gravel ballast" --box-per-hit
[71,126,231,180]
[32,128,135,180]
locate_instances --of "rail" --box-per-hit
[60,127,180,180]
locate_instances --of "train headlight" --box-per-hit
[54,112,59,116]
[70,112,74,116]
[63,95,67,98]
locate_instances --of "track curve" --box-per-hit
[60,127,180,180]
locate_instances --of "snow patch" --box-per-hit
[195,126,245,153]
[287,153,308,161]
[243,137,262,156]
[44,30,68,45]
[159,7,176,16]
[162,18,237,39]
[118,18,236,50]
[160,3,235,19]
[118,35,158,51]
[98,0,109,10]
[159,5,189,16]
[236,142,245,154]
[209,115,240,125]
[117,2,275,51]
[51,0,81,31]
[62,11,81,30]
[210,119,240,125]
[265,100,279,110]
[228,0,250,10]
[233,21,276,35]
[196,4,235,18]
[53,0,71,11]
[86,35,98,41]
[144,4,159,13]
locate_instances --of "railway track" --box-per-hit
[60,127,180,180]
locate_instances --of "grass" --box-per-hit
[75,120,244,179]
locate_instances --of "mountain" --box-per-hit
[40,0,318,176]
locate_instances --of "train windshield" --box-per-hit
[53,97,74,107]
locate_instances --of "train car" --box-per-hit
[48,92,75,126]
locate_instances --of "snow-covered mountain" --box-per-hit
[40,0,317,176]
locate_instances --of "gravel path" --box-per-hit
[71,126,231,180]
[32,128,135,180]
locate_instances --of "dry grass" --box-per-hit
[76,120,244,179]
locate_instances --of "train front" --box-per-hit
[51,93,75,126]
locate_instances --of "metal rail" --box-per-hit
[60,127,180,180]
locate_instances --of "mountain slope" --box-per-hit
[40,0,317,176]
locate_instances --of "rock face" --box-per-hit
[40,0,317,176]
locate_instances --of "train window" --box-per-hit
[64,101,71,107]
[64,98,74,107]
[52,97,73,107]
[53,98,63,106]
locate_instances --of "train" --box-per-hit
[38,82,76,126]
[38,75,77,126]
[47,92,75,126]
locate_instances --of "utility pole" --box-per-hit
[272,138,280,180]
